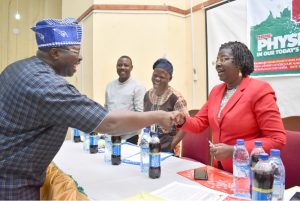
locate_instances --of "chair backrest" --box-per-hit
[281,129,300,189]
[282,116,300,131]
[181,109,210,165]
[188,109,199,117]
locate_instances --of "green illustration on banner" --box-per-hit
[249,1,300,76]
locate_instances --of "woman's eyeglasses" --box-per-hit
[212,57,234,66]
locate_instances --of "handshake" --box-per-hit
[157,110,186,132]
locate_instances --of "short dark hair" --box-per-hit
[219,41,254,76]
[118,55,132,66]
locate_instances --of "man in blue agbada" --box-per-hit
[0,18,177,200]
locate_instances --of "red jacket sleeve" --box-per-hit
[244,82,286,154]
[180,102,210,134]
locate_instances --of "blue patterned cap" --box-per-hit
[31,18,82,48]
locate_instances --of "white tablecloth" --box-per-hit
[53,140,204,200]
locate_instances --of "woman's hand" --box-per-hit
[210,143,234,161]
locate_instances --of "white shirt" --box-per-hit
[105,77,146,139]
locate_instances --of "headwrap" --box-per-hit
[31,18,82,48]
[153,58,173,76]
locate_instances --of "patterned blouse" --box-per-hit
[218,87,237,120]
[144,86,188,153]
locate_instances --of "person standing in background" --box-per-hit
[175,41,286,172]
[144,58,189,156]
[0,18,177,200]
[105,56,146,144]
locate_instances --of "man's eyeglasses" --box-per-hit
[58,47,81,55]
[212,57,234,66]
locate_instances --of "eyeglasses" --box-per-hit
[212,57,234,65]
[58,47,81,55]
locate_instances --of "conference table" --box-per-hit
[53,140,299,200]
[53,140,212,200]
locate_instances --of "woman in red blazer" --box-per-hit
[177,41,286,173]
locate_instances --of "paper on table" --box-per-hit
[122,152,173,165]
[283,186,300,201]
[124,192,165,201]
[177,166,234,194]
[98,142,140,156]
[151,181,228,201]
[98,142,173,165]
[121,142,141,158]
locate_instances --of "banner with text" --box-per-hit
[247,0,300,76]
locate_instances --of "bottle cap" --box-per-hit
[270,149,280,157]
[143,127,150,133]
[254,141,262,146]
[259,153,269,160]
[236,139,244,145]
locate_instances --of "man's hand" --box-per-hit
[172,111,186,126]
[156,111,175,132]
[157,111,183,132]
[209,143,234,161]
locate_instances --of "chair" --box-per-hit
[181,109,211,165]
[281,116,300,188]
[281,130,300,189]
[282,116,300,131]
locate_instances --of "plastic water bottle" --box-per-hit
[252,153,274,201]
[269,149,285,201]
[104,134,112,163]
[250,141,265,197]
[83,132,90,152]
[233,139,250,198]
[80,131,85,142]
[149,132,161,179]
[140,128,151,174]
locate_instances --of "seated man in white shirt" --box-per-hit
[105,56,146,144]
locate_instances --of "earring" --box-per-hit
[239,71,242,77]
